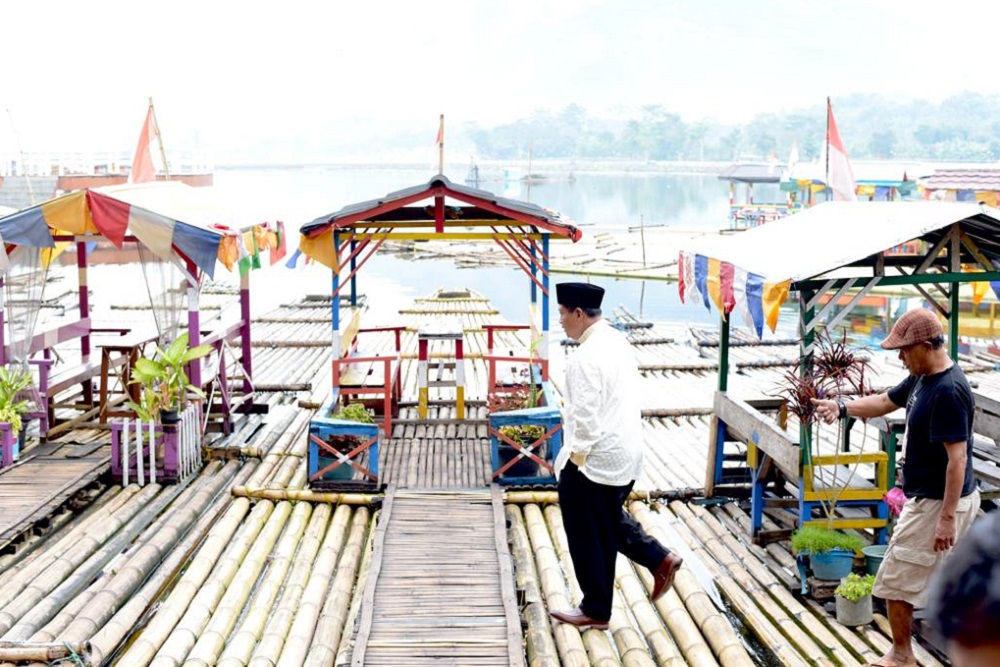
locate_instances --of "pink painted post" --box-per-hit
[186,259,202,388]
[77,241,90,359]
[0,423,12,468]
[240,270,252,394]
[162,421,180,482]
[0,275,5,366]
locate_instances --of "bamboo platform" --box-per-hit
[351,488,522,667]
[0,288,979,666]
[0,434,109,552]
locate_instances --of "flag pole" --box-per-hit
[824,97,830,200]
[149,97,171,180]
[437,114,444,174]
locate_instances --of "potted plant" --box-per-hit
[834,572,874,626]
[0,365,33,464]
[791,525,865,580]
[127,333,212,424]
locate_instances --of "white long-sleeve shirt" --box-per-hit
[555,319,644,486]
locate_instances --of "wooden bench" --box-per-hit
[711,392,891,545]
[334,326,405,435]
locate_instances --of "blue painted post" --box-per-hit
[541,235,550,334]
[530,240,538,306]
[350,238,357,308]
[332,231,341,360]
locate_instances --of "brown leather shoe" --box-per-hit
[549,607,609,631]
[650,553,683,602]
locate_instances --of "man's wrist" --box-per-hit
[836,398,848,419]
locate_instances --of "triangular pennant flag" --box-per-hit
[270,221,288,265]
[285,247,303,269]
[128,103,159,184]
[826,98,857,201]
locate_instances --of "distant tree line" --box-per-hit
[465,92,1000,162]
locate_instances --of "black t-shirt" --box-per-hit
[887,364,976,499]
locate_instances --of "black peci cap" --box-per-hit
[556,282,605,309]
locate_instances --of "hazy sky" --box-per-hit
[3,0,999,159]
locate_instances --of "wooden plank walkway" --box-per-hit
[352,487,524,667]
[0,438,110,550]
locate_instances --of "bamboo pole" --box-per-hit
[0,641,90,662]
[169,501,294,665]
[326,508,378,667]
[614,555,688,666]
[215,501,314,666]
[231,486,382,504]
[247,503,336,666]
[34,462,232,644]
[541,505,622,665]
[273,505,360,667]
[521,504,590,667]
[0,484,161,636]
[506,506,558,667]
[115,497,264,665]
[88,462,258,665]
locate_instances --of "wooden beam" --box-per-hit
[713,391,800,481]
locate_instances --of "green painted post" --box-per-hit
[950,283,960,361]
[799,288,816,465]
[718,313,730,392]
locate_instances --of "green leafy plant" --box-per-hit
[790,525,866,555]
[0,365,33,437]
[499,424,545,445]
[127,333,212,421]
[336,403,374,424]
[835,572,875,602]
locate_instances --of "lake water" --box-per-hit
[210,164,799,337]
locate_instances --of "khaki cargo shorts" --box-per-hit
[872,489,979,608]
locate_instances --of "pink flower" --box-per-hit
[885,487,908,517]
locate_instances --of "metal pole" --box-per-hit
[950,284,960,361]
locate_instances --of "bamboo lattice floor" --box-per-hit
[352,488,523,667]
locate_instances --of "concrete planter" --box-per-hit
[835,593,873,626]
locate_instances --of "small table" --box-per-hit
[98,332,158,423]
[417,319,465,419]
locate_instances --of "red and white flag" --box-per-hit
[826,98,856,201]
[128,104,159,184]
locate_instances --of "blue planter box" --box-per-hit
[309,397,380,489]
[489,381,562,486]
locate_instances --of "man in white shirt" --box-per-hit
[549,282,683,631]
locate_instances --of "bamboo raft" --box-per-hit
[0,287,974,666]
[351,488,522,666]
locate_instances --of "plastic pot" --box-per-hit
[811,548,855,580]
[862,544,888,576]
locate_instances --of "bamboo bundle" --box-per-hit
[214,501,314,666]
[653,503,811,667]
[0,484,139,602]
[520,504,591,667]
[231,486,381,504]
[327,509,378,667]
[667,501,840,666]
[4,482,190,642]
[614,555,687,667]
[0,484,162,637]
[115,498,264,665]
[684,502,862,667]
[606,562,658,667]
[34,462,234,644]
[88,462,258,664]
[801,598,881,666]
[506,506,558,667]
[270,504,357,667]
[547,504,706,667]
[164,501,293,665]
[247,503,336,666]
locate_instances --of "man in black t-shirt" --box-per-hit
[813,307,980,667]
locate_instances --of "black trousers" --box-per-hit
[558,461,671,621]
